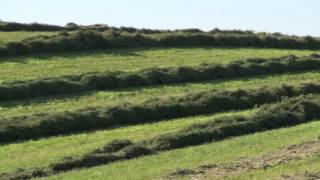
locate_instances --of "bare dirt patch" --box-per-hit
[281,171,320,180]
[163,138,320,179]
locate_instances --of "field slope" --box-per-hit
[0,27,319,180]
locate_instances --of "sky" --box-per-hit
[1,0,319,36]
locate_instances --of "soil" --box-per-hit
[163,138,320,179]
[281,171,320,180]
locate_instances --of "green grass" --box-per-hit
[41,120,320,180]
[0,47,320,83]
[0,70,318,117]
[0,110,253,173]
[0,31,57,45]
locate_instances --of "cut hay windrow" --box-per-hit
[0,82,319,143]
[2,94,320,179]
[1,29,320,57]
[0,54,320,101]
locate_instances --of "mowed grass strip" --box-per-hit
[41,120,320,180]
[0,31,57,45]
[0,70,318,118]
[1,47,320,83]
[1,54,319,102]
[1,81,319,143]
[0,110,253,173]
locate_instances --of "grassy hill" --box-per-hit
[0,25,320,180]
